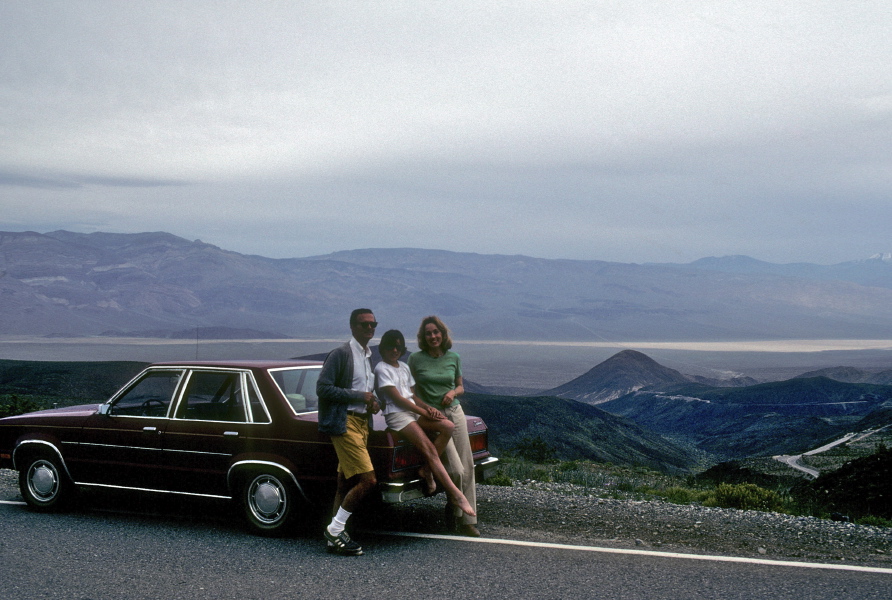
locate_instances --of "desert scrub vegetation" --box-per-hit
[491,457,704,501]
[703,483,786,512]
[486,457,890,527]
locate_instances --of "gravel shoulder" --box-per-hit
[374,481,892,569]
[3,469,890,568]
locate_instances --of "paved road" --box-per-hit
[773,454,820,478]
[1,497,889,600]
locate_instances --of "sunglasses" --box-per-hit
[382,345,407,354]
[355,321,378,329]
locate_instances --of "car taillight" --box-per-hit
[469,431,487,454]
[392,444,424,471]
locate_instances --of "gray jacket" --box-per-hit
[316,342,373,435]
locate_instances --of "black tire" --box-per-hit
[240,471,296,536]
[19,453,73,511]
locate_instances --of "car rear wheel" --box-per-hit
[19,454,73,511]
[241,471,296,536]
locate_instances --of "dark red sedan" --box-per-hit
[0,360,498,535]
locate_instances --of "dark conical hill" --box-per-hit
[541,349,690,405]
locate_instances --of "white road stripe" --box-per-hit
[2,500,886,574]
[376,530,892,575]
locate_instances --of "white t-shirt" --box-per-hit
[374,360,416,415]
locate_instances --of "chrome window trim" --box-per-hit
[172,368,253,424]
[267,365,322,416]
[104,367,187,419]
[244,371,272,423]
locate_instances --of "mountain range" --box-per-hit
[540,349,758,403]
[541,349,892,463]
[4,230,892,340]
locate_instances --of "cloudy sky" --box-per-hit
[2,2,890,264]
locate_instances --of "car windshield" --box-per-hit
[269,366,321,414]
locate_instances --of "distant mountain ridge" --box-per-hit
[663,253,892,290]
[540,349,758,403]
[541,349,690,404]
[792,366,892,385]
[532,349,892,462]
[4,230,892,341]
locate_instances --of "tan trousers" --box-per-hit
[441,403,477,525]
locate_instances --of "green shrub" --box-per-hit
[705,483,785,512]
[856,515,892,528]
[660,486,705,505]
[486,471,514,487]
[0,395,43,418]
[528,468,553,482]
[510,435,557,463]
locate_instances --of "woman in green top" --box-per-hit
[408,315,479,537]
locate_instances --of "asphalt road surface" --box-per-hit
[1,494,889,600]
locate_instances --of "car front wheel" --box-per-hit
[19,454,72,511]
[241,471,296,536]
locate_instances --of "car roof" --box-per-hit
[148,360,323,370]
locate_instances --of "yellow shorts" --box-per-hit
[331,414,374,479]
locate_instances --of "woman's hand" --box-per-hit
[424,405,446,420]
[441,390,458,407]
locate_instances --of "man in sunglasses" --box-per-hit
[317,308,381,556]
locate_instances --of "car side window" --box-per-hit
[175,371,247,422]
[270,367,320,413]
[111,370,183,417]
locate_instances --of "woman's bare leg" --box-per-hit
[418,415,454,457]
[398,422,475,517]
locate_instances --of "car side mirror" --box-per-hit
[98,403,112,416]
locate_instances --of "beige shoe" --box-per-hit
[458,524,481,537]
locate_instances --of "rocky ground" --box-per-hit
[3,469,890,568]
[372,481,892,569]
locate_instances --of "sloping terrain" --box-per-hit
[5,230,892,340]
[598,378,892,460]
[540,349,691,404]
[534,349,892,462]
[0,360,147,402]
[461,392,703,473]
[669,253,892,290]
[793,366,892,385]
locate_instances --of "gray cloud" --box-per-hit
[1,2,890,264]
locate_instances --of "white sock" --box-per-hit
[327,506,352,536]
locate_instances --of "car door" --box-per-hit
[160,369,252,496]
[70,369,184,489]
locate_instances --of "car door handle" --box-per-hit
[224,431,239,437]
[143,426,157,432]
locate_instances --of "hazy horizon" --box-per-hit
[3,336,891,391]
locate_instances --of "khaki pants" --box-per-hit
[441,403,477,525]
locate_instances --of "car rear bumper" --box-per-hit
[474,456,500,481]
[379,456,500,504]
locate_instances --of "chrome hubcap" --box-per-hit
[29,462,59,500]
[249,476,286,523]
